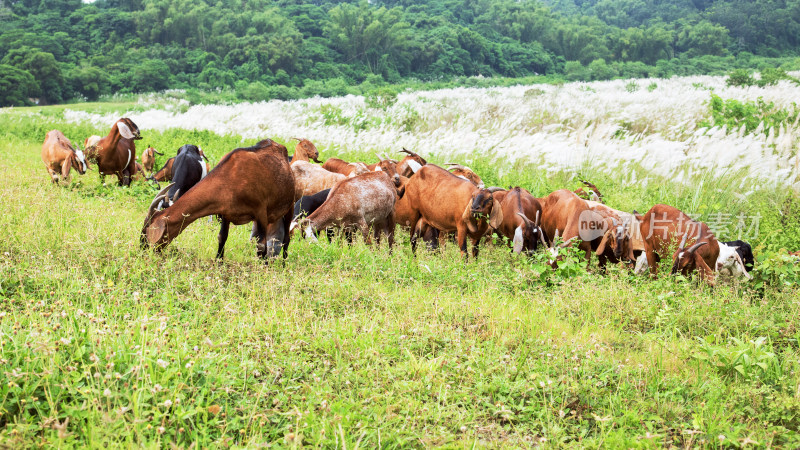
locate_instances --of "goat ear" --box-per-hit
[61,153,73,179]
[462,202,477,234]
[693,252,716,285]
[117,121,135,139]
[407,160,422,173]
[596,229,612,255]
[489,198,503,229]
[146,218,166,245]
[512,226,524,254]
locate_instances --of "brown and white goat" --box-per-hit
[301,171,399,246]
[151,157,175,182]
[497,187,546,255]
[141,139,295,261]
[84,118,142,186]
[404,164,502,259]
[141,145,163,173]
[41,130,88,184]
[634,204,720,284]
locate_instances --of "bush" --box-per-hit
[699,94,799,135]
[751,250,800,291]
[726,68,755,87]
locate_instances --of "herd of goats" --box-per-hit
[40,117,759,286]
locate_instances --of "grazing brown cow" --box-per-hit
[84,118,142,186]
[141,139,295,261]
[41,130,88,184]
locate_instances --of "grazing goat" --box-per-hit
[496,187,546,255]
[446,163,484,188]
[151,157,175,182]
[300,171,399,247]
[84,118,142,186]
[396,148,426,177]
[41,130,88,184]
[153,144,208,209]
[141,139,295,261]
[291,162,351,201]
[84,135,101,149]
[404,164,502,258]
[585,200,642,267]
[634,204,720,284]
[283,189,337,241]
[141,145,163,173]
[716,241,754,280]
[574,179,603,203]
[537,189,595,261]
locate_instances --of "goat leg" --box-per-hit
[471,235,481,259]
[217,218,231,260]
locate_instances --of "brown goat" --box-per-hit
[322,158,372,176]
[573,179,603,203]
[446,163,484,188]
[41,130,89,184]
[497,187,547,255]
[84,118,142,186]
[290,138,321,163]
[141,145,163,173]
[537,189,597,262]
[585,201,641,267]
[301,171,399,246]
[634,204,720,284]
[141,139,295,261]
[404,164,502,258]
[151,157,175,182]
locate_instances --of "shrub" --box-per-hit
[726,68,755,87]
[751,250,800,291]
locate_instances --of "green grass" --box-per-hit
[2,107,800,447]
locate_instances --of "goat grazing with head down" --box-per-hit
[84,118,142,186]
[403,164,503,259]
[585,200,642,268]
[299,171,400,247]
[496,187,546,255]
[41,130,88,184]
[141,139,295,261]
[635,204,720,284]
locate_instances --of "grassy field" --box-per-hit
[2,97,800,448]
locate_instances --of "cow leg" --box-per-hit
[217,218,231,260]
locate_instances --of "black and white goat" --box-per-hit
[716,240,754,280]
[156,144,208,210]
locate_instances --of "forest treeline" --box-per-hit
[1,0,799,106]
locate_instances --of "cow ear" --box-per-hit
[462,202,477,233]
[489,198,503,229]
[117,121,135,139]
[596,229,612,255]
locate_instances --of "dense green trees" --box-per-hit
[0,0,798,106]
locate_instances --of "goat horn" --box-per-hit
[686,241,708,253]
[734,252,753,279]
[516,212,533,226]
[485,186,505,193]
[148,183,174,211]
[535,210,540,226]
[376,153,385,161]
[290,137,301,142]
[560,237,578,248]
[400,147,416,156]
[678,231,689,250]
